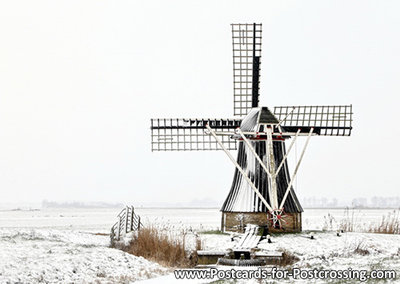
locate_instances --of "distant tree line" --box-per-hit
[301,196,400,208]
[42,200,124,208]
[352,196,400,208]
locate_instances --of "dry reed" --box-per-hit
[339,208,400,234]
[368,210,400,234]
[339,207,357,232]
[117,225,200,267]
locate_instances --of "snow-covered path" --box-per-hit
[0,228,169,283]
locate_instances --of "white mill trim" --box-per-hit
[279,127,314,209]
[206,124,274,213]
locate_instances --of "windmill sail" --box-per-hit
[151,118,241,151]
[232,23,262,117]
[274,105,353,136]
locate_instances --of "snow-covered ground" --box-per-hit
[0,207,399,283]
[0,228,170,283]
[139,231,400,284]
[201,230,400,271]
[133,231,400,284]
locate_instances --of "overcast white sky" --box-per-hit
[0,0,399,205]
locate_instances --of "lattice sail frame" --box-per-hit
[274,105,353,136]
[151,118,241,151]
[232,23,262,117]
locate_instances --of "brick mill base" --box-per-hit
[221,212,302,233]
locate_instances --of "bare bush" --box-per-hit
[322,213,337,231]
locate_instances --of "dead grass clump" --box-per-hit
[368,210,400,234]
[93,233,109,236]
[353,242,370,256]
[123,226,198,267]
[195,235,202,251]
[279,249,300,266]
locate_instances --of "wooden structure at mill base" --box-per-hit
[150,23,353,234]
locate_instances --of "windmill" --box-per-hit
[150,23,353,233]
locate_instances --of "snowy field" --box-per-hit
[0,207,399,283]
[1,207,397,231]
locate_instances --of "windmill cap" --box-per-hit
[240,107,279,132]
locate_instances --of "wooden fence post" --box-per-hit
[116,219,121,241]
[131,206,134,231]
[125,206,129,233]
